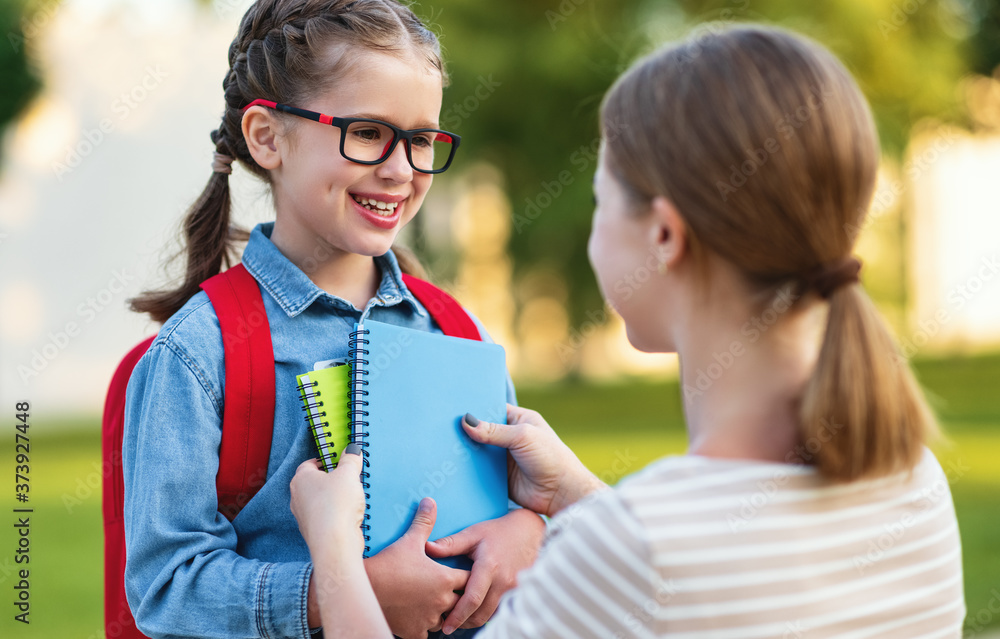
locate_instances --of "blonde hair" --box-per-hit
[132,0,440,323]
[601,25,937,481]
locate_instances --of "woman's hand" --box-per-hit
[290,450,367,555]
[425,507,546,634]
[291,448,392,638]
[462,404,607,517]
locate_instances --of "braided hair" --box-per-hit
[131,0,443,323]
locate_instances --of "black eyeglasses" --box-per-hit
[242,99,460,174]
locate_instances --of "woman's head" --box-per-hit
[593,25,937,481]
[132,0,442,322]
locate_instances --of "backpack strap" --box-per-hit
[200,263,275,521]
[402,274,482,341]
[103,335,157,639]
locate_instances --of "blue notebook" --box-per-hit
[348,320,509,569]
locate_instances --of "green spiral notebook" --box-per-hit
[296,361,352,471]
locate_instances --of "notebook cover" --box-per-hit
[297,364,352,471]
[353,320,509,568]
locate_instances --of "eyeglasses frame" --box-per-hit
[241,99,460,174]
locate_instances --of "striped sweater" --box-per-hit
[482,448,964,638]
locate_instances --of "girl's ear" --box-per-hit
[241,106,282,170]
[649,195,687,270]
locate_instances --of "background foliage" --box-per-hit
[0,0,42,164]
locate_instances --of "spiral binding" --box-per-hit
[296,378,337,471]
[348,328,373,555]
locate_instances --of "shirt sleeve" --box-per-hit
[478,490,662,639]
[122,340,312,639]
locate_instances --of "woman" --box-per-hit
[290,24,964,638]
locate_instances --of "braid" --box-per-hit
[130,0,442,323]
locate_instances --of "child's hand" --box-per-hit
[463,405,607,517]
[365,498,470,639]
[425,507,545,634]
[290,451,367,553]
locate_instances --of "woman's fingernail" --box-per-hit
[465,413,480,427]
[443,625,455,635]
[343,443,362,456]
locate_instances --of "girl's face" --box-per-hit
[268,51,443,262]
[588,148,675,353]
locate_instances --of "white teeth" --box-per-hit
[353,195,400,215]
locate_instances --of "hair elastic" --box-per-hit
[801,256,862,299]
[212,152,235,175]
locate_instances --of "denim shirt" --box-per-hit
[123,222,516,639]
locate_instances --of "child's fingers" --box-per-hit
[441,567,491,634]
[400,497,438,544]
[444,564,472,592]
[425,526,478,559]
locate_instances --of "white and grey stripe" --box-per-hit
[481,448,963,638]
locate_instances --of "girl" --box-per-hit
[290,24,965,638]
[122,1,544,638]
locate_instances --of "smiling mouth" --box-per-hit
[351,194,400,216]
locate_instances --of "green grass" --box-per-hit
[1,354,997,637]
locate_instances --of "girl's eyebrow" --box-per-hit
[348,112,440,130]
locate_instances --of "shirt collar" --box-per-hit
[241,222,425,318]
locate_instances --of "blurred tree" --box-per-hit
[968,0,1000,74]
[414,0,975,357]
[422,0,645,324]
[0,0,44,166]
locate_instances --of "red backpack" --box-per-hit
[102,264,482,638]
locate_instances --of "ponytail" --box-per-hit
[798,285,939,481]
[129,132,247,324]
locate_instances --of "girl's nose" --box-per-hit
[375,139,414,183]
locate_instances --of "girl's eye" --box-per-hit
[411,134,434,148]
[352,127,382,143]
